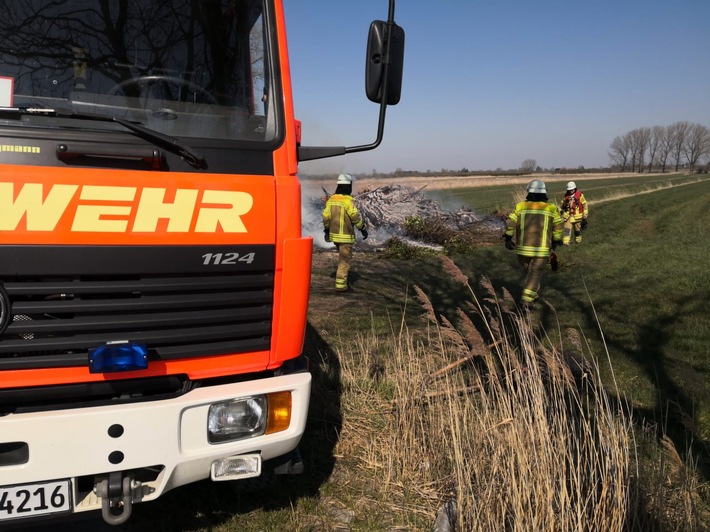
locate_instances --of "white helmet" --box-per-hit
[337,173,354,185]
[526,179,547,194]
[566,181,577,190]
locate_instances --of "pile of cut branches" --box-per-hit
[310,184,504,251]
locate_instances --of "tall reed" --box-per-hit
[330,256,706,530]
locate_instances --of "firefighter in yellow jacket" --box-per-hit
[560,181,588,245]
[504,179,563,308]
[322,173,368,292]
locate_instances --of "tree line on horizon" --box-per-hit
[300,120,710,181]
[609,121,710,173]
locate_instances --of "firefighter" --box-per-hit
[322,173,368,292]
[504,179,563,308]
[560,181,588,245]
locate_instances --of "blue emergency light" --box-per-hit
[89,341,148,373]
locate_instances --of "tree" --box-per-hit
[647,125,665,172]
[658,126,674,173]
[668,121,691,171]
[628,127,650,173]
[520,159,537,173]
[610,122,710,173]
[609,135,632,171]
[682,123,710,170]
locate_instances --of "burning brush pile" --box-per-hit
[306,184,505,253]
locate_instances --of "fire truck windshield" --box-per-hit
[0,0,276,143]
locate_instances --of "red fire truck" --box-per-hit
[0,0,403,526]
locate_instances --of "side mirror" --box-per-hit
[365,20,405,105]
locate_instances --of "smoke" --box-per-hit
[301,180,331,250]
[300,180,403,250]
[301,181,491,252]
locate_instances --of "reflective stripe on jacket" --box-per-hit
[322,194,364,244]
[561,190,588,221]
[505,201,563,257]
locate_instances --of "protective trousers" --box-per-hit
[563,219,582,245]
[517,255,548,306]
[335,243,353,291]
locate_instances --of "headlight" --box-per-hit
[208,396,267,443]
[207,392,293,444]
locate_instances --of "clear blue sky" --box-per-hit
[283,0,710,175]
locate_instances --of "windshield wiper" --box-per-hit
[111,116,206,169]
[0,107,207,169]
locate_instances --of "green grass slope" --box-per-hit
[429,173,707,213]
[449,177,710,467]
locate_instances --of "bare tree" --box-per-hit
[682,123,710,170]
[668,121,691,171]
[657,126,674,172]
[610,122,710,173]
[520,159,537,173]
[628,127,651,173]
[647,125,664,172]
[609,135,632,171]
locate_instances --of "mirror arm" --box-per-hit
[344,0,396,155]
[297,145,346,161]
[297,0,397,162]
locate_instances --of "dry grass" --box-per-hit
[302,172,673,194]
[504,174,704,208]
[326,258,707,531]
[591,177,705,205]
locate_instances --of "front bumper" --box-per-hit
[0,371,311,516]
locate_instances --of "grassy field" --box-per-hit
[294,173,710,530]
[431,174,710,440]
[425,172,707,214]
[303,172,710,530]
[40,173,710,531]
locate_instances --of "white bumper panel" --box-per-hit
[0,372,311,513]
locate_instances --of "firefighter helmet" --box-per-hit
[337,173,354,185]
[566,181,577,190]
[526,179,547,194]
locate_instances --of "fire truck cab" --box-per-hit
[0,0,403,527]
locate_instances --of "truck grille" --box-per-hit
[0,246,275,371]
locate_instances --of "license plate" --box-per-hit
[0,480,72,521]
